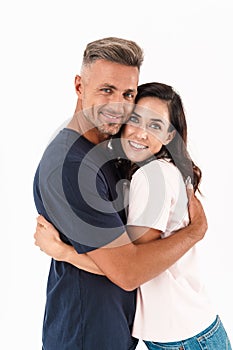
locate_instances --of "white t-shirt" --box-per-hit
[127,159,216,342]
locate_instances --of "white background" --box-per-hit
[1,0,232,349]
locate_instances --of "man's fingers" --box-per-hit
[36,215,49,228]
[34,236,39,246]
[187,184,194,203]
[36,223,47,235]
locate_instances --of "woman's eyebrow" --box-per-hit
[133,111,165,125]
[131,111,142,118]
[150,118,165,125]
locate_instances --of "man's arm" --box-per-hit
[35,190,207,291]
[88,189,207,290]
[34,218,104,276]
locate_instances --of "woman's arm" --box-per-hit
[34,216,104,275]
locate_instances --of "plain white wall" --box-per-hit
[1,1,232,348]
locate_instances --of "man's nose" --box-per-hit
[107,100,126,115]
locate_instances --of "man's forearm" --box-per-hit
[117,190,208,290]
[89,220,206,291]
[56,244,104,275]
[126,223,204,290]
[59,221,204,287]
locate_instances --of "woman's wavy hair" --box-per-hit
[115,82,202,193]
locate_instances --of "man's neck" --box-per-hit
[67,113,110,145]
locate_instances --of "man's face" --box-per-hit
[76,59,139,136]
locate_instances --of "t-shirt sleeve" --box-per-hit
[127,161,171,232]
[39,157,125,254]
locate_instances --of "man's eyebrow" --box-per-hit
[125,88,137,93]
[100,84,137,93]
[100,84,117,90]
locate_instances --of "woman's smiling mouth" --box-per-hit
[128,140,148,150]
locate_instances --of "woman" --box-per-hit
[34,82,232,349]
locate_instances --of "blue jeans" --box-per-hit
[144,315,232,350]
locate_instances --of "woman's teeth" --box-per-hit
[129,141,147,149]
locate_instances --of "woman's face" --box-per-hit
[121,96,175,163]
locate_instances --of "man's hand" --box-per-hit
[34,215,105,275]
[34,215,69,261]
[186,180,208,241]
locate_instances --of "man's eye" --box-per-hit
[124,92,135,99]
[101,88,112,93]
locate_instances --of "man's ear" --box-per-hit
[74,75,82,96]
[164,130,176,145]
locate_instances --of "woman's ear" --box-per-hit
[164,130,176,145]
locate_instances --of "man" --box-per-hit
[33,37,207,350]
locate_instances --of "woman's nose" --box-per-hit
[135,126,148,140]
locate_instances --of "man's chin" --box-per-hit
[98,123,121,136]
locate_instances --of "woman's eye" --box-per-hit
[128,115,139,123]
[150,123,161,130]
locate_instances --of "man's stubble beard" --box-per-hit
[82,107,123,136]
[97,122,122,136]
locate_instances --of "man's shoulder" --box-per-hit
[44,128,81,155]
[39,128,90,169]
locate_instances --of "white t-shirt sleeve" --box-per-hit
[127,160,172,232]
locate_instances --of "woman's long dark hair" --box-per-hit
[114,82,202,193]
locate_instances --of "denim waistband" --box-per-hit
[195,315,220,341]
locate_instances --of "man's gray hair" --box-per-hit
[82,37,144,70]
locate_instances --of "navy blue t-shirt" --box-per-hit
[33,128,138,350]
